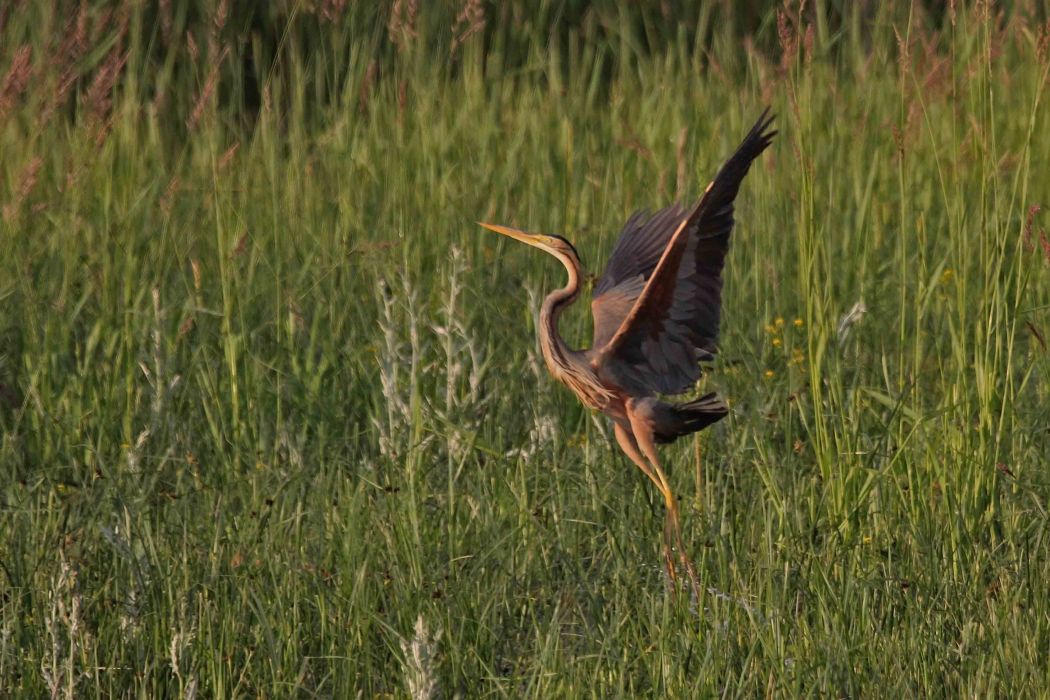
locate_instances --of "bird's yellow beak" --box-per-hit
[477,222,551,248]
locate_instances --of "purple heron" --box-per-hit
[480,110,775,596]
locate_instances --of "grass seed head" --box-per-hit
[217,142,239,171]
[1023,204,1041,251]
[83,47,129,143]
[319,0,349,22]
[160,176,179,214]
[389,0,419,54]
[186,45,228,131]
[400,615,441,700]
[1039,19,1050,64]
[358,59,378,114]
[777,9,796,74]
[2,155,42,222]
[0,44,32,121]
[451,0,486,55]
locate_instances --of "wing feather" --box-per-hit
[590,110,776,396]
[593,204,688,297]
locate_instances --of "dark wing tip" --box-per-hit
[743,108,777,155]
[754,106,776,132]
[698,109,776,202]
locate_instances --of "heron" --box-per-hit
[479,110,775,597]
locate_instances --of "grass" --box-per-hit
[2,1,1050,696]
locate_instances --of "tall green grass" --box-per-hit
[1,1,1049,696]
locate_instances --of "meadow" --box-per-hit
[1,1,1049,696]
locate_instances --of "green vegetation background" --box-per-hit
[1,0,1049,696]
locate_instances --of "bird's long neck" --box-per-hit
[537,251,614,409]
[538,254,581,377]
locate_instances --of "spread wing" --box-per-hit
[590,109,776,396]
[590,204,690,350]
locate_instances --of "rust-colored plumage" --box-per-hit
[480,111,776,597]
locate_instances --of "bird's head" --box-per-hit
[477,222,581,270]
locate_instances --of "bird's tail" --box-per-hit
[654,392,729,444]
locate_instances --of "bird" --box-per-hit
[478,110,776,597]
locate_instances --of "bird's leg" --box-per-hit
[626,404,702,603]
[647,447,702,603]
[613,423,661,489]
[694,437,703,508]
[613,423,678,586]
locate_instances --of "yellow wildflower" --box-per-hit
[772,337,782,347]
[774,317,785,328]
[793,318,803,328]
[764,369,775,378]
